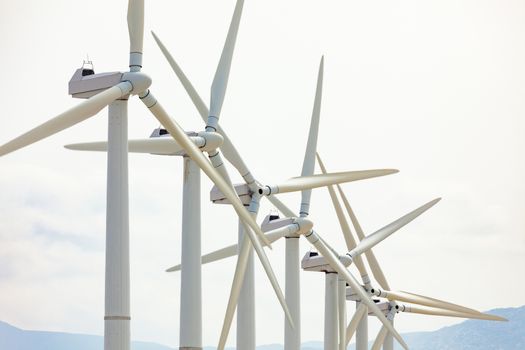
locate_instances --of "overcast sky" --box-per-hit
[1,0,524,348]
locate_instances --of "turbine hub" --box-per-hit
[121,71,151,95]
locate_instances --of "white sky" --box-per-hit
[1,0,524,348]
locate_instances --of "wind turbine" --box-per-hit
[151,1,286,348]
[301,179,441,350]
[316,153,442,349]
[0,2,150,349]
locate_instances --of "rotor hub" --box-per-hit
[121,71,151,95]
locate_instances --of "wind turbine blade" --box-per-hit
[380,290,482,315]
[166,245,237,273]
[151,31,252,177]
[400,304,508,321]
[345,303,367,347]
[0,82,132,157]
[218,237,294,350]
[217,237,251,350]
[209,0,244,119]
[151,31,209,119]
[65,137,206,154]
[371,326,388,350]
[306,231,409,350]
[400,291,490,315]
[300,56,323,216]
[127,0,144,70]
[272,169,398,194]
[316,154,369,279]
[165,226,289,272]
[337,184,391,290]
[142,92,293,327]
[65,141,110,152]
[349,198,441,258]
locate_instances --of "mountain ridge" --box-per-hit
[0,305,522,350]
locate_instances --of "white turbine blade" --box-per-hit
[165,226,289,272]
[371,326,388,350]
[209,0,244,119]
[349,198,441,258]
[337,184,392,290]
[65,141,110,152]
[380,290,482,315]
[307,231,409,350]
[300,56,323,216]
[345,303,367,347]
[151,31,252,176]
[166,245,236,272]
[65,137,206,154]
[400,304,508,321]
[127,0,144,69]
[218,237,294,350]
[271,169,398,195]
[0,82,132,157]
[316,154,369,278]
[217,237,251,350]
[151,31,209,119]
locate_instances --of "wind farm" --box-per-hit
[0,1,523,350]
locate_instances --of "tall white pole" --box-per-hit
[337,278,346,350]
[324,273,338,350]
[284,236,301,350]
[104,100,130,350]
[179,156,202,350]
[355,302,368,350]
[383,319,394,350]
[237,215,255,350]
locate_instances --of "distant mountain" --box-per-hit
[0,321,173,350]
[1,305,522,350]
[391,305,525,350]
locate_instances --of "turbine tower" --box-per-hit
[0,1,150,348]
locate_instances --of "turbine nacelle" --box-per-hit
[148,129,224,155]
[69,68,123,99]
[210,183,252,205]
[301,251,352,273]
[68,67,151,99]
[344,286,374,303]
[261,216,295,233]
[368,301,391,316]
